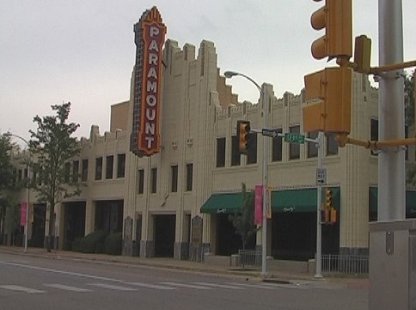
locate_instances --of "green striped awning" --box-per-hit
[201,188,340,214]
[271,187,340,213]
[200,193,243,214]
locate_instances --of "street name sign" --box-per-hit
[284,133,305,144]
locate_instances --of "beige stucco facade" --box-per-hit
[11,38,415,260]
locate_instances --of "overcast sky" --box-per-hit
[1,1,415,142]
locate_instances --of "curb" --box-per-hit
[0,246,368,288]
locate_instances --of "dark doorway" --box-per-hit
[30,203,46,248]
[154,215,175,257]
[272,212,315,260]
[63,202,86,250]
[216,213,255,256]
[271,212,339,261]
[95,200,123,233]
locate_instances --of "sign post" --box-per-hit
[315,132,324,278]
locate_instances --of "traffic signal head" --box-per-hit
[237,120,251,154]
[354,35,372,74]
[310,0,352,62]
[303,66,352,134]
[325,188,333,209]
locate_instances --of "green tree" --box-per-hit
[0,133,21,245]
[0,133,14,191]
[405,69,415,127]
[0,133,14,243]
[29,102,81,251]
[405,70,416,186]
[229,183,258,253]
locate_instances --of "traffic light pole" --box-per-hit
[315,132,324,278]
[224,71,269,277]
[261,84,269,278]
[378,0,405,221]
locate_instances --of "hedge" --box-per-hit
[77,230,108,254]
[104,232,122,255]
[72,230,122,255]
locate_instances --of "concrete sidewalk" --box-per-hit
[0,245,369,289]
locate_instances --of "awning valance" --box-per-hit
[271,187,340,213]
[200,193,243,214]
[200,187,340,214]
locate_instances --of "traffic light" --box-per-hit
[310,0,352,63]
[322,188,337,224]
[236,120,251,154]
[303,66,352,134]
[354,35,372,74]
[329,207,337,224]
[325,188,333,209]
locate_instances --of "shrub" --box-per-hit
[71,238,82,252]
[104,232,122,255]
[78,230,108,253]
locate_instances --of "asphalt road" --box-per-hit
[0,252,368,310]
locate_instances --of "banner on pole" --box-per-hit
[20,202,27,227]
[255,185,263,225]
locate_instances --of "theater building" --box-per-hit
[11,7,416,262]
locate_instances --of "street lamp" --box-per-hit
[8,133,31,253]
[224,70,269,277]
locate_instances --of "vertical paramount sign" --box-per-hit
[131,7,166,156]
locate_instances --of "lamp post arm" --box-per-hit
[236,73,262,93]
[224,71,262,93]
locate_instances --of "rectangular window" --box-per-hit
[23,168,29,185]
[186,163,193,191]
[171,165,178,192]
[326,133,339,156]
[289,125,300,160]
[18,169,22,182]
[231,135,241,166]
[137,169,144,194]
[307,132,318,158]
[72,160,79,182]
[32,171,37,185]
[81,159,88,182]
[13,169,17,186]
[247,133,257,164]
[151,168,157,193]
[37,167,43,185]
[370,119,378,156]
[106,155,114,179]
[216,138,226,168]
[95,157,103,180]
[271,128,283,162]
[64,162,71,182]
[117,154,126,178]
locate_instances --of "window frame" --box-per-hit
[105,155,114,179]
[95,157,103,180]
[186,163,193,192]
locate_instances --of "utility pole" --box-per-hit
[314,132,324,278]
[377,0,405,221]
[224,71,269,277]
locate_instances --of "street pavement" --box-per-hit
[0,245,369,290]
[0,248,369,310]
